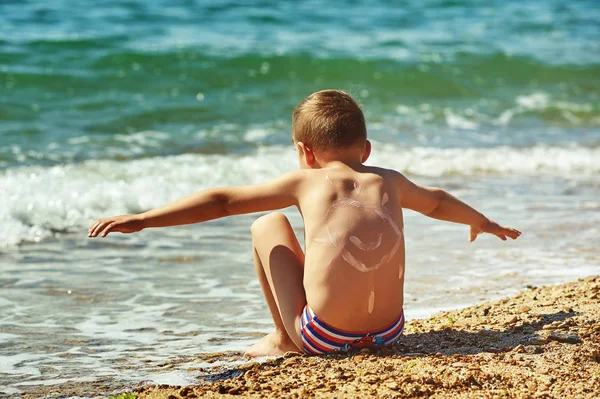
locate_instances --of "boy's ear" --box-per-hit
[297,142,316,166]
[361,140,372,163]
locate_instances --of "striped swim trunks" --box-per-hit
[300,304,405,354]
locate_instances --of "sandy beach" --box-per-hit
[15,276,599,399]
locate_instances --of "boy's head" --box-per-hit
[292,90,369,168]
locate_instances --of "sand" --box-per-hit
[15,276,600,398]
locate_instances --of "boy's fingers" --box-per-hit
[88,220,100,235]
[92,221,111,237]
[469,230,478,242]
[102,222,117,237]
[496,234,507,241]
[91,219,107,236]
[504,228,521,239]
[90,222,102,237]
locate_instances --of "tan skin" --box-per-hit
[89,139,521,356]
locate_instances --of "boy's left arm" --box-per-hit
[392,171,521,242]
[88,170,305,238]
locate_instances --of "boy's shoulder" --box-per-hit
[283,165,405,181]
[363,165,399,176]
[359,166,406,186]
[273,166,408,190]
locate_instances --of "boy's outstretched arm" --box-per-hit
[88,170,305,238]
[394,172,521,242]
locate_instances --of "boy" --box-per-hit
[88,90,521,357]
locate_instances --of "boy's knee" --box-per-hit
[251,212,289,236]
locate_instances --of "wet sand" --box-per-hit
[16,276,600,398]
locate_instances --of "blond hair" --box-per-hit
[292,90,366,152]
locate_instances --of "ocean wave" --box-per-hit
[2,46,599,168]
[1,144,598,247]
[371,143,600,177]
[1,89,598,168]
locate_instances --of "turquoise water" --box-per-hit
[1,0,599,396]
[1,0,599,166]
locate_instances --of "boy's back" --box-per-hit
[298,165,405,331]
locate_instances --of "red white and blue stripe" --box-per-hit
[300,304,404,354]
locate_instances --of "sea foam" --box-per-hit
[0,144,598,247]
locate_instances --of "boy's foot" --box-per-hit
[244,332,300,357]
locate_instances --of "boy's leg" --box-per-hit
[245,212,306,357]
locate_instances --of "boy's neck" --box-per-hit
[314,155,364,170]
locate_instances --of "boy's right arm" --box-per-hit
[393,172,521,242]
[88,170,306,238]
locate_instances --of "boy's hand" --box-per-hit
[469,220,521,242]
[88,215,145,238]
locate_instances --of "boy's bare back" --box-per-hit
[296,165,405,331]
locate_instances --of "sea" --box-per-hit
[1,0,599,395]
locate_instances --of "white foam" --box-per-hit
[444,108,479,130]
[0,144,598,247]
[0,297,15,308]
[113,130,171,145]
[0,332,17,344]
[0,386,22,395]
[243,128,272,142]
[374,143,600,177]
[394,94,596,130]
[0,353,43,376]
[141,370,200,386]
[14,375,99,387]
[517,92,550,109]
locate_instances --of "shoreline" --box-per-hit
[13,276,600,398]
